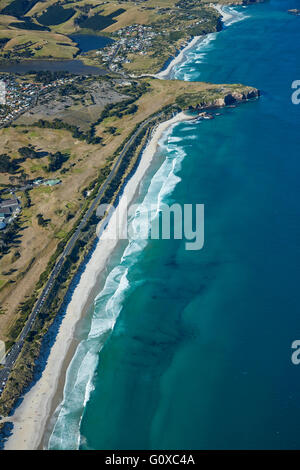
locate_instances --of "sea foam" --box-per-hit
[48,122,187,450]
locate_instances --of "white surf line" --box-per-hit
[155,36,202,80]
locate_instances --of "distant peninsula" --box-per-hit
[288,9,300,16]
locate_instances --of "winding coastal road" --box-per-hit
[0,112,161,393]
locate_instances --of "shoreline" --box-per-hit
[4,110,194,450]
[3,2,241,450]
[155,4,233,81]
[155,35,202,80]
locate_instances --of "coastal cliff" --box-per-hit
[176,86,260,111]
[214,88,260,106]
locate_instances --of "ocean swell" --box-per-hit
[48,122,187,450]
[48,4,245,450]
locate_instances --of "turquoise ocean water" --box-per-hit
[48,0,300,449]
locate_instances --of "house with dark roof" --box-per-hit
[0,197,20,214]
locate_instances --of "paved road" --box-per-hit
[0,113,161,393]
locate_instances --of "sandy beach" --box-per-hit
[155,4,233,81]
[3,3,233,451]
[155,36,201,80]
[4,111,194,450]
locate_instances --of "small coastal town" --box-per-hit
[0,196,21,231]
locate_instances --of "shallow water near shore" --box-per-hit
[48,0,300,449]
[69,34,114,53]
